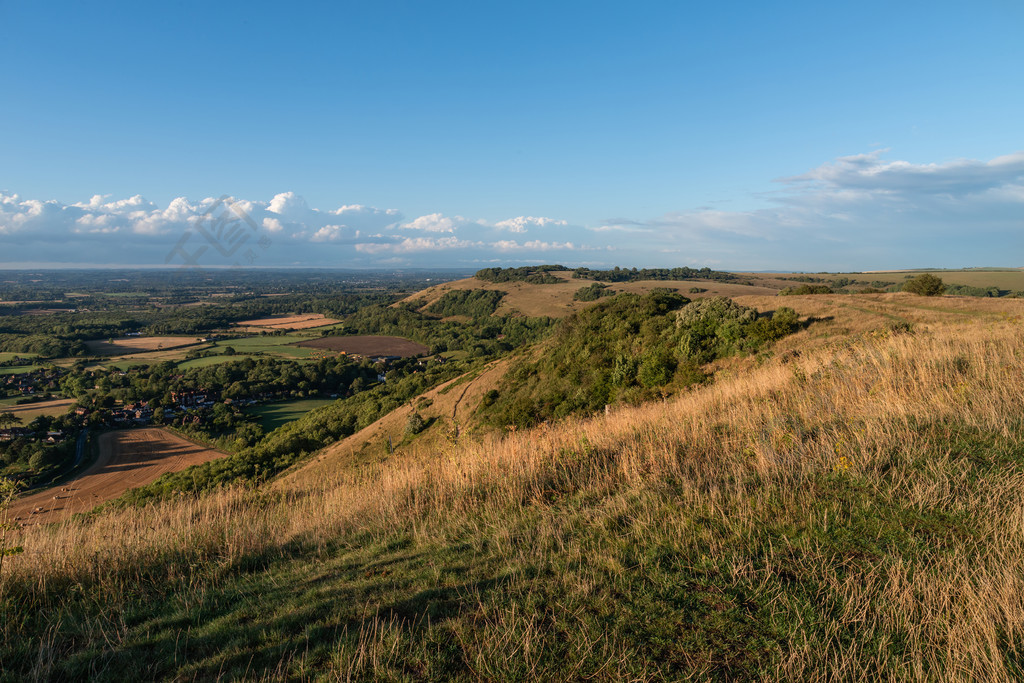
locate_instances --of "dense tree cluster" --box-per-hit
[335,304,554,357]
[572,266,737,283]
[478,293,800,428]
[426,290,507,317]
[573,283,614,301]
[475,266,565,284]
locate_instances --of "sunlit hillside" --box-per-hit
[4,293,1024,679]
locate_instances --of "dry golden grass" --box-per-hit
[1,398,75,421]
[5,295,1024,678]
[233,313,340,330]
[404,272,782,318]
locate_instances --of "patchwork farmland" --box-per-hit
[294,335,429,358]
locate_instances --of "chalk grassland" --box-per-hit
[740,268,1024,291]
[7,428,227,526]
[84,336,207,356]
[294,335,430,357]
[285,356,514,487]
[407,269,1024,321]
[232,313,341,331]
[0,397,75,421]
[406,271,781,318]
[5,296,1024,679]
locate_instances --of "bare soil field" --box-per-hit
[7,428,227,526]
[234,314,340,330]
[295,335,429,357]
[85,336,206,355]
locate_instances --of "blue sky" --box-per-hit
[1,0,1021,270]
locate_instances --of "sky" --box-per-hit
[1,0,1021,271]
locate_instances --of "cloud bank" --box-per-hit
[2,150,1021,270]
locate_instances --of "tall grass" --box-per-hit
[4,315,1024,679]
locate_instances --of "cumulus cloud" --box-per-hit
[400,213,461,233]
[494,216,568,233]
[2,149,1021,269]
[0,191,598,267]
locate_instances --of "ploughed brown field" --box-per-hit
[8,428,227,526]
[294,335,429,357]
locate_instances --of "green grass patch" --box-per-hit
[244,398,338,432]
[0,364,42,376]
[0,352,39,362]
[214,336,318,359]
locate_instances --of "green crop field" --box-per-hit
[215,336,319,358]
[0,365,43,376]
[244,397,337,432]
[0,352,40,362]
[176,354,253,370]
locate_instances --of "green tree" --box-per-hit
[902,273,945,296]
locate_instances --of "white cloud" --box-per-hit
[400,213,460,233]
[493,239,576,251]
[267,191,310,219]
[2,149,1021,269]
[494,216,568,233]
[311,225,361,243]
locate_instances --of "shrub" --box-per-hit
[573,283,613,302]
[779,284,833,296]
[902,274,945,296]
[406,412,427,435]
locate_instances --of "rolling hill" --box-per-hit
[4,276,1024,680]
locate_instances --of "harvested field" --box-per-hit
[234,314,340,330]
[8,428,227,526]
[1,398,75,420]
[295,335,429,357]
[85,336,205,355]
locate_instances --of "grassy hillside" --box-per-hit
[407,268,1024,322]
[3,295,1024,679]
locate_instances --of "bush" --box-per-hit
[902,274,945,296]
[573,283,613,302]
[406,412,426,435]
[779,284,833,296]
